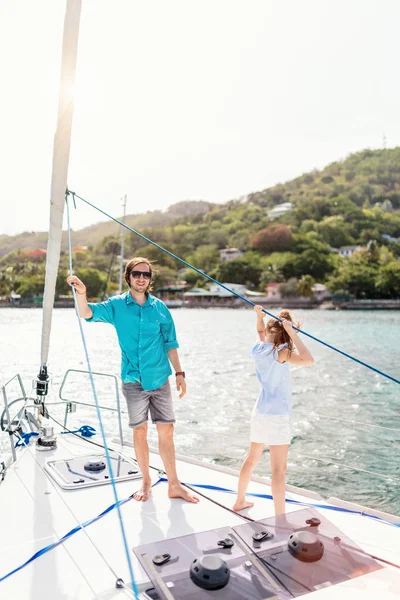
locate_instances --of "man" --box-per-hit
[67,257,198,503]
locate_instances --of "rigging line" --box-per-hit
[292,408,400,433]
[69,191,400,387]
[292,452,400,482]
[66,194,139,600]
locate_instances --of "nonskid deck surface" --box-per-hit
[0,432,399,599]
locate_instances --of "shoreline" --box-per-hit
[1,299,400,310]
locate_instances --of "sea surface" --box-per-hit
[1,307,399,515]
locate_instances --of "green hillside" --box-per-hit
[0,200,214,257]
[1,148,400,300]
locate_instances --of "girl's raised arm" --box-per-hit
[278,319,314,366]
[254,305,266,342]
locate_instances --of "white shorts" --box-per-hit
[250,412,292,446]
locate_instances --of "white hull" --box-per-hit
[1,428,399,599]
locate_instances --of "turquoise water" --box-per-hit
[0,307,399,515]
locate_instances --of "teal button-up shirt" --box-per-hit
[86,292,179,390]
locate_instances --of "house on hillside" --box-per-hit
[333,245,363,257]
[382,234,399,243]
[268,202,293,220]
[265,283,282,300]
[21,248,47,260]
[219,248,243,261]
[265,282,330,301]
[312,283,330,301]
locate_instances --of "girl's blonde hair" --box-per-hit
[265,309,300,354]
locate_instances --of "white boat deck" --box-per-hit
[1,431,399,599]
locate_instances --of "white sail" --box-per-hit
[40,0,82,367]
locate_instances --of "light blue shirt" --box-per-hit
[251,341,292,416]
[86,292,179,391]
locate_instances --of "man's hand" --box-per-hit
[176,375,186,399]
[66,275,87,295]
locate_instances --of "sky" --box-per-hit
[1,0,400,236]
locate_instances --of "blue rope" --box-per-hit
[0,479,162,584]
[65,194,139,599]
[14,432,39,448]
[70,191,400,387]
[60,424,96,437]
[2,474,397,584]
[157,477,400,528]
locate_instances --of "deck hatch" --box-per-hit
[44,453,141,489]
[133,508,382,599]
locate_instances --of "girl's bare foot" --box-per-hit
[233,499,254,512]
[168,482,199,503]
[134,481,152,501]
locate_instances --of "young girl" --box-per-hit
[233,305,314,516]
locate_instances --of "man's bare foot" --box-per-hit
[134,481,152,501]
[168,482,199,503]
[232,499,254,512]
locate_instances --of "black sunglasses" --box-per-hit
[130,270,151,279]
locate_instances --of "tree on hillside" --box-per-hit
[278,278,298,298]
[250,224,293,253]
[292,249,335,280]
[186,244,219,273]
[75,268,105,299]
[367,239,380,259]
[0,269,12,295]
[133,243,176,268]
[98,236,121,256]
[259,265,285,288]
[56,269,71,296]
[314,216,355,247]
[326,255,378,299]
[153,266,179,288]
[375,262,400,298]
[297,275,315,297]
[208,227,228,249]
[214,258,262,287]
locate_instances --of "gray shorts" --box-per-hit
[122,380,175,428]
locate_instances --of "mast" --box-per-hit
[118,194,127,294]
[37,0,82,397]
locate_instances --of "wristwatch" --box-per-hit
[175,371,185,378]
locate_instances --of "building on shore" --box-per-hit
[218,248,244,261]
[183,283,260,307]
[155,285,186,308]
